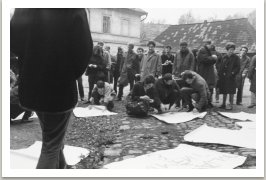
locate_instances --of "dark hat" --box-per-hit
[225,42,236,51]
[165,45,172,49]
[147,40,156,47]
[240,45,248,52]
[180,41,188,46]
[96,81,104,88]
[203,40,212,45]
[97,41,104,46]
[162,73,172,81]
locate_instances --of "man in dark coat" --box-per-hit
[247,55,256,108]
[131,75,162,113]
[180,70,210,113]
[197,40,217,105]
[161,46,174,75]
[11,9,93,169]
[134,47,144,82]
[155,73,181,111]
[113,47,124,93]
[235,46,250,105]
[218,42,240,110]
[117,43,138,100]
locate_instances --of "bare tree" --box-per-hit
[178,11,200,24]
[247,10,256,29]
[225,13,245,20]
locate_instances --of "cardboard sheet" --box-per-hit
[151,112,207,124]
[12,112,38,121]
[10,141,90,169]
[218,111,256,121]
[103,144,246,169]
[184,124,256,149]
[73,105,117,117]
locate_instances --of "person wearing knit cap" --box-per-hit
[217,42,240,110]
[155,73,182,111]
[172,41,195,77]
[235,45,251,105]
[140,41,162,81]
[197,40,217,107]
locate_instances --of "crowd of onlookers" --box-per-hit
[10,8,256,169]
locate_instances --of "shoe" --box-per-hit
[83,100,91,104]
[248,104,256,108]
[80,98,85,101]
[219,104,226,109]
[208,102,214,108]
[116,97,122,101]
[225,104,233,110]
[21,118,33,123]
[186,105,194,112]
[236,102,242,105]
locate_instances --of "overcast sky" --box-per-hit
[143,8,255,24]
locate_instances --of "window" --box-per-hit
[121,19,129,36]
[103,16,111,33]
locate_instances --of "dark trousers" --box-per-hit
[77,77,84,99]
[113,75,119,93]
[161,89,181,108]
[35,110,72,169]
[92,91,114,111]
[117,79,134,99]
[236,78,245,103]
[10,103,32,120]
[180,87,207,112]
[88,75,96,100]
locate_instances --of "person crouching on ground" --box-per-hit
[155,73,182,111]
[180,70,211,113]
[90,76,116,111]
[131,75,163,114]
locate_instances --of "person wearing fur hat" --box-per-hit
[218,42,240,110]
[235,46,251,105]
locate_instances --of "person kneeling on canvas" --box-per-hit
[180,70,211,113]
[155,73,182,111]
[90,78,116,111]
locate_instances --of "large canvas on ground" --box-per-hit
[184,124,256,149]
[10,141,90,169]
[103,144,246,169]
[73,105,117,117]
[218,111,256,121]
[151,112,207,124]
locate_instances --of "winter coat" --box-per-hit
[186,71,210,111]
[161,53,174,75]
[172,49,195,77]
[92,82,116,103]
[131,81,161,109]
[119,51,138,86]
[197,46,217,89]
[235,55,250,88]
[248,55,256,93]
[218,53,240,94]
[11,9,93,113]
[155,78,180,102]
[113,53,125,78]
[140,52,162,81]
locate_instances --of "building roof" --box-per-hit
[154,18,256,53]
[126,8,148,16]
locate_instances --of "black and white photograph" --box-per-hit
[3,0,264,177]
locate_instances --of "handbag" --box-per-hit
[126,99,150,117]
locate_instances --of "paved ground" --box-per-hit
[10,77,256,169]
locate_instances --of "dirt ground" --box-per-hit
[10,78,256,169]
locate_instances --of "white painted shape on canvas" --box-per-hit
[10,141,90,169]
[218,111,256,121]
[184,124,256,149]
[73,105,117,117]
[12,112,38,121]
[152,112,207,124]
[103,144,246,169]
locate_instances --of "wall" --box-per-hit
[87,8,142,45]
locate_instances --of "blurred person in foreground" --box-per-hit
[11,8,93,169]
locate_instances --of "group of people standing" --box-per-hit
[81,39,256,113]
